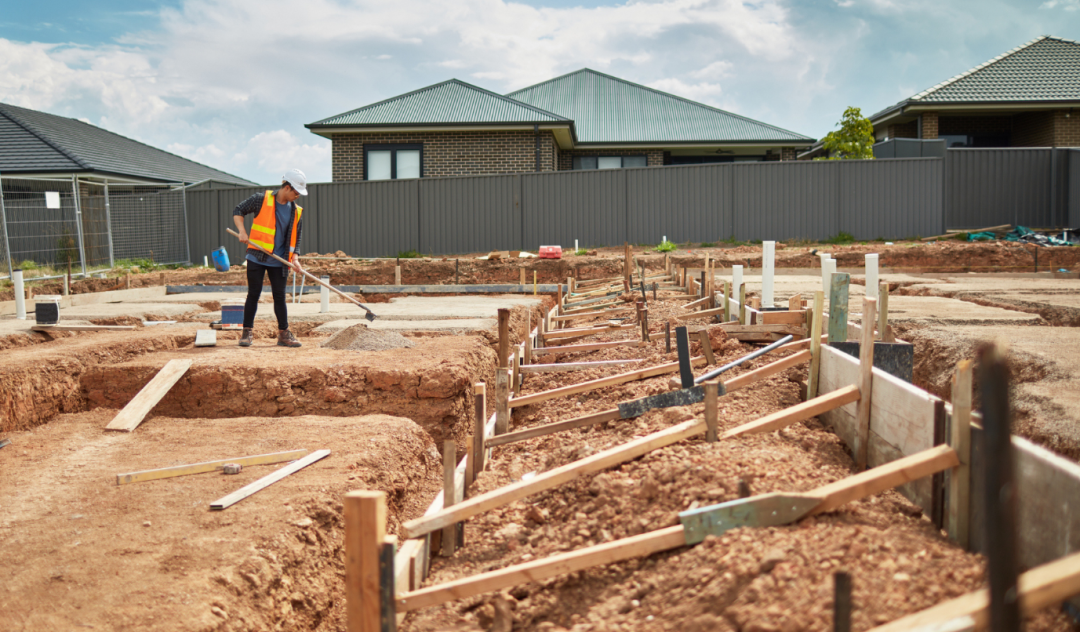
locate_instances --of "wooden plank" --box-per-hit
[948,360,973,548]
[209,449,331,510]
[724,350,811,392]
[486,408,622,448]
[856,298,877,469]
[867,550,1080,632]
[761,310,807,325]
[519,359,643,373]
[673,305,725,321]
[509,356,707,409]
[532,340,645,356]
[116,449,309,485]
[551,307,632,322]
[704,381,719,442]
[680,295,712,311]
[494,368,510,435]
[828,273,850,343]
[720,324,804,335]
[194,329,217,347]
[33,324,136,332]
[696,330,716,365]
[724,385,860,439]
[541,323,635,340]
[808,445,958,515]
[345,491,386,632]
[441,441,457,557]
[402,419,705,539]
[807,291,824,399]
[105,359,193,432]
[396,526,687,612]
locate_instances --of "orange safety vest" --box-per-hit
[248,190,302,262]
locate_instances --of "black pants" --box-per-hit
[244,260,289,330]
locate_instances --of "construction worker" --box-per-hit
[232,168,307,348]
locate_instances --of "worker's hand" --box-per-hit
[291,258,304,274]
[236,228,249,243]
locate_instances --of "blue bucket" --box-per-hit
[211,247,231,272]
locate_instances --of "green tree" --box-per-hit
[818,106,875,160]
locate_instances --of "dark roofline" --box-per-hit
[0,106,90,170]
[869,98,1080,125]
[508,68,814,141]
[306,78,572,128]
[0,102,258,186]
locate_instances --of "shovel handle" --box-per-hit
[226,228,373,314]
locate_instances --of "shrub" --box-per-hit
[396,250,422,259]
[821,232,855,245]
[654,240,677,252]
[699,242,715,248]
[575,248,588,256]
[17,259,39,271]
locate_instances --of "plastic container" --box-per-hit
[211,247,231,272]
[221,305,244,325]
[539,245,562,259]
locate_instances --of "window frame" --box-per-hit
[363,143,424,181]
[572,155,649,170]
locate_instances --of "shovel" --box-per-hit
[227,228,377,321]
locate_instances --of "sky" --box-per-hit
[2,0,1079,185]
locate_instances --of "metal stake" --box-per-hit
[103,179,115,268]
[70,176,88,277]
[0,171,12,279]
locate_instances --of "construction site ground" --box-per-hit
[1,240,1078,631]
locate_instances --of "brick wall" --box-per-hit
[938,115,1013,137]
[1053,111,1080,146]
[331,130,558,181]
[886,121,918,139]
[556,149,664,171]
[1012,111,1055,146]
[919,112,938,139]
[780,147,798,161]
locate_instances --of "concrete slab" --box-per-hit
[313,318,497,334]
[57,303,204,320]
[216,295,543,323]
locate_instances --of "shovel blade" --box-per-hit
[678,492,821,545]
[365,311,377,322]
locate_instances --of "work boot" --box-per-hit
[278,329,301,348]
[239,328,254,347]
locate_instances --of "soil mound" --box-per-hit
[320,323,414,351]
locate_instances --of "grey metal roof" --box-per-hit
[870,36,1080,121]
[0,102,257,185]
[507,68,813,144]
[308,79,571,127]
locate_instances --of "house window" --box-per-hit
[364,144,423,180]
[572,155,648,170]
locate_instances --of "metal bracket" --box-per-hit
[678,492,821,545]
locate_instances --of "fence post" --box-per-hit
[0,172,11,279]
[103,180,115,269]
[181,184,192,266]
[70,176,88,277]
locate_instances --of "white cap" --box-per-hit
[283,168,308,196]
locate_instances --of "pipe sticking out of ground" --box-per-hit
[694,335,794,385]
[13,269,25,320]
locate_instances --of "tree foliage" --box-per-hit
[819,106,874,160]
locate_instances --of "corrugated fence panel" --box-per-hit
[310,180,418,257]
[625,164,732,245]
[420,175,520,254]
[186,186,265,265]
[839,158,943,240]
[732,161,839,241]
[1070,150,1080,228]
[520,169,626,250]
[946,149,1052,229]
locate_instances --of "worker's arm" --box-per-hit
[232,214,248,243]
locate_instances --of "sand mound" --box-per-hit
[320,323,414,351]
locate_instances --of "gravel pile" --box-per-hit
[320,324,415,351]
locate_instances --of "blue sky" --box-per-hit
[2,0,1079,184]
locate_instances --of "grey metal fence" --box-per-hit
[185,149,1076,260]
[0,176,189,279]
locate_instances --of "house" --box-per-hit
[305,69,814,182]
[0,102,257,186]
[870,35,1080,149]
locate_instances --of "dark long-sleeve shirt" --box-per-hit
[233,192,304,265]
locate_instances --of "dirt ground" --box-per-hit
[2,260,1079,631]
[4,240,1078,302]
[0,411,441,632]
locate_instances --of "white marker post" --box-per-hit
[732,265,743,311]
[822,258,836,296]
[13,269,25,320]
[762,241,775,309]
[320,275,330,314]
[865,253,879,301]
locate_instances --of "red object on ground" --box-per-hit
[539,245,562,259]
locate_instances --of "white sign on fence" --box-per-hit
[45,191,60,209]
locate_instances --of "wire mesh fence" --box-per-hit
[0,176,189,279]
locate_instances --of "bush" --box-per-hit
[821,232,855,245]
[654,240,677,252]
[17,259,39,271]
[575,248,588,256]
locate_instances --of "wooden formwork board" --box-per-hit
[816,344,937,513]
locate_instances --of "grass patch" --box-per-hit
[17,260,39,271]
[699,242,715,248]
[654,240,677,253]
[574,248,588,256]
[820,231,855,245]
[396,249,423,259]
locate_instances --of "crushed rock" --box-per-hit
[320,323,415,351]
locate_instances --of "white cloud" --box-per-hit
[1041,0,1079,9]
[239,131,331,183]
